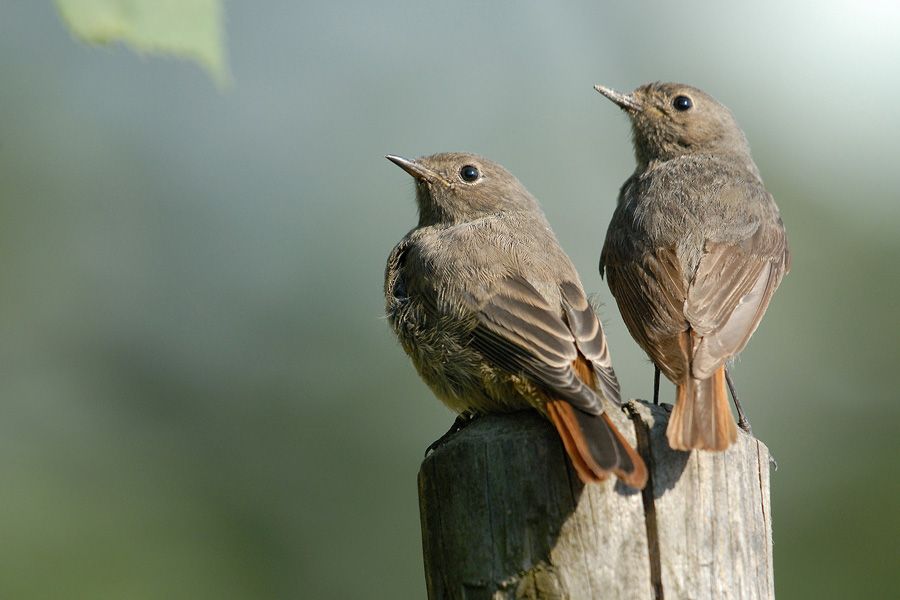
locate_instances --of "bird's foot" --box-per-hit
[424,412,478,456]
[653,366,660,405]
[725,367,753,435]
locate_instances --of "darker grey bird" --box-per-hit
[385,152,647,488]
[595,82,790,451]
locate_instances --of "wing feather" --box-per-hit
[468,276,619,414]
[603,245,691,381]
[603,205,789,381]
[687,225,789,378]
[559,282,621,405]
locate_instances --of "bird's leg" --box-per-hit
[425,411,477,456]
[653,366,660,405]
[725,367,752,434]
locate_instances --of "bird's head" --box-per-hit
[595,82,751,168]
[386,152,540,226]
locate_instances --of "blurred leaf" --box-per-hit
[55,0,229,85]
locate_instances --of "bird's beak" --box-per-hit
[594,84,644,112]
[385,155,445,185]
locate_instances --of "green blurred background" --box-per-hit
[2,1,898,598]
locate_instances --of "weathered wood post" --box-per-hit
[418,400,773,600]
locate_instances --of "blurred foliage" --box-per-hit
[55,0,228,85]
[1,1,898,599]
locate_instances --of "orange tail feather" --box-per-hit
[667,365,737,451]
[547,400,648,489]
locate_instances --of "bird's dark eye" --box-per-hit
[459,165,480,182]
[673,95,693,111]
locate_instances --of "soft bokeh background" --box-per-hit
[2,1,898,598]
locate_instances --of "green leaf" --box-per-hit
[55,0,230,86]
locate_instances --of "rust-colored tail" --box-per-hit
[546,400,648,489]
[667,365,737,451]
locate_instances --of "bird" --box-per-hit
[384,152,647,488]
[595,82,790,451]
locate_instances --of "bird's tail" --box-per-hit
[546,400,648,489]
[667,365,737,451]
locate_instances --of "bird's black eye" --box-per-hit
[459,165,480,182]
[673,95,693,111]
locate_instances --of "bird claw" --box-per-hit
[424,412,477,456]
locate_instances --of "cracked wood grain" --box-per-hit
[418,401,774,600]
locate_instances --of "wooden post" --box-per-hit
[418,400,774,600]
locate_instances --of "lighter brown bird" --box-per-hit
[385,152,647,488]
[595,82,790,451]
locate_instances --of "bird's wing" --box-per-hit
[558,281,622,406]
[467,276,620,412]
[685,220,790,378]
[384,237,412,314]
[602,243,692,382]
[468,275,646,487]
